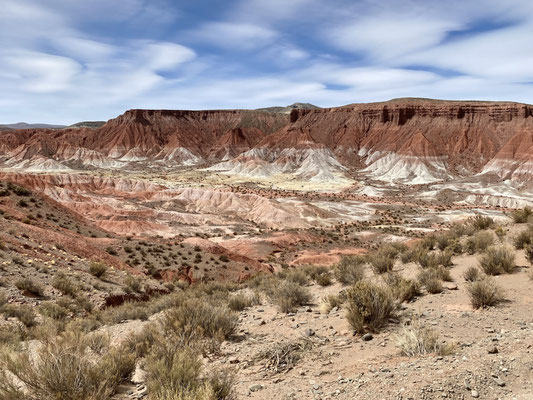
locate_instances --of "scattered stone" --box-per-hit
[362,333,373,341]
[492,377,506,387]
[488,346,499,354]
[304,328,315,337]
[471,390,479,398]
[249,384,264,392]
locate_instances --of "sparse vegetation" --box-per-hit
[466,278,505,309]
[463,266,480,282]
[417,269,443,294]
[465,231,494,254]
[479,246,515,275]
[15,278,44,297]
[0,329,135,400]
[334,255,365,284]
[468,215,494,230]
[260,339,314,373]
[395,318,456,356]
[268,280,312,313]
[511,206,533,223]
[89,261,108,278]
[383,273,420,303]
[345,281,397,333]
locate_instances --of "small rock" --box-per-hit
[493,377,505,387]
[488,346,499,354]
[470,390,479,398]
[249,384,264,392]
[362,333,373,341]
[304,328,315,337]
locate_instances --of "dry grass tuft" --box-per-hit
[259,339,314,374]
[395,318,456,357]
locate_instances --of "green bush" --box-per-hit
[345,281,397,333]
[52,273,78,297]
[368,251,396,275]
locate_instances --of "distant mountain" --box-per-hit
[256,102,320,114]
[0,122,66,130]
[68,121,106,129]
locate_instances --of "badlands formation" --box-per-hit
[0,98,533,400]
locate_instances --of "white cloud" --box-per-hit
[3,51,81,93]
[141,41,196,71]
[191,22,278,49]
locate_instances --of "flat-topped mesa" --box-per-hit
[289,99,533,125]
[107,108,289,131]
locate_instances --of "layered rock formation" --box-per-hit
[1,99,532,184]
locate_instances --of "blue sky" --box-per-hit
[1,0,533,124]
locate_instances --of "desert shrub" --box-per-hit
[124,324,160,359]
[494,226,506,242]
[368,251,396,275]
[479,246,515,275]
[124,275,142,293]
[464,231,494,255]
[0,324,24,347]
[417,270,443,294]
[383,273,420,303]
[320,293,346,313]
[395,318,456,356]
[145,341,235,400]
[39,302,69,321]
[277,269,308,286]
[466,278,505,309]
[7,183,31,196]
[436,233,454,251]
[101,301,149,324]
[315,272,332,287]
[52,272,78,297]
[162,298,238,342]
[463,266,480,282]
[334,255,365,284]
[89,261,108,279]
[268,280,312,313]
[345,281,397,333]
[513,226,533,249]
[0,293,6,307]
[227,293,252,311]
[15,278,44,297]
[511,206,533,223]
[420,235,436,250]
[415,250,439,269]
[524,244,533,265]
[1,304,37,327]
[301,265,328,279]
[468,215,494,230]
[0,329,135,400]
[438,250,453,268]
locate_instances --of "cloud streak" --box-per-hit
[0,0,532,124]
